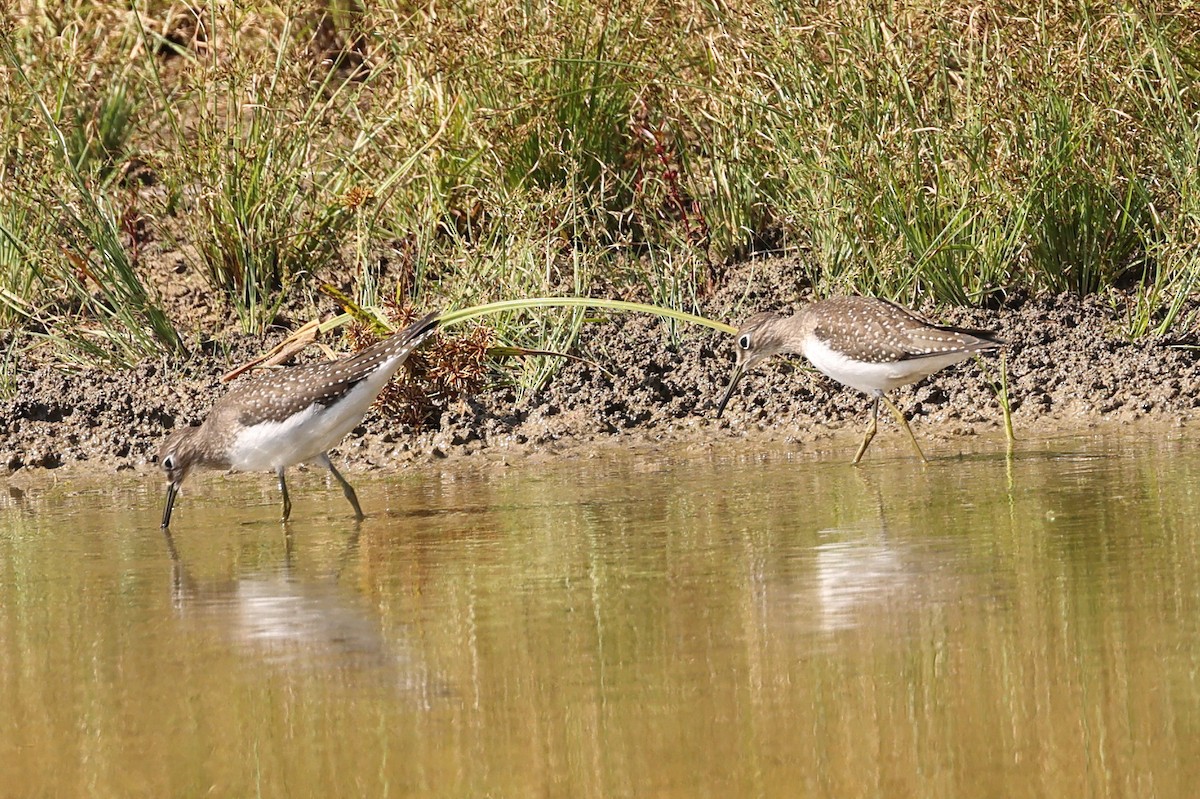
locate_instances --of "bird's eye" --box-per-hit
[738,334,752,350]
[162,455,174,470]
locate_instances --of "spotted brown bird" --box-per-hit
[157,311,440,527]
[717,297,1003,463]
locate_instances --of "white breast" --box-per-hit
[802,336,973,394]
[228,358,402,471]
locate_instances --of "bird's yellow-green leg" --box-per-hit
[277,467,292,522]
[321,454,365,521]
[852,395,881,465]
[882,395,927,463]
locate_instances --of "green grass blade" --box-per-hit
[436,298,737,335]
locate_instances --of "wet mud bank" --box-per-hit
[2,276,1198,476]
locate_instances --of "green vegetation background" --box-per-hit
[2,1,1199,379]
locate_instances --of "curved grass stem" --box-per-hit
[436,297,737,335]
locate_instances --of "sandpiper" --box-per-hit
[157,311,440,527]
[716,296,1003,463]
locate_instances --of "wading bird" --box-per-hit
[716,297,1003,463]
[157,311,440,527]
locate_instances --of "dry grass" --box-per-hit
[3,0,1200,380]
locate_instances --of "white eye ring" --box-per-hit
[738,334,752,350]
[162,455,174,470]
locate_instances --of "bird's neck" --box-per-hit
[766,311,814,356]
[184,424,233,470]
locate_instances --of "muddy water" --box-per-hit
[3,430,1200,797]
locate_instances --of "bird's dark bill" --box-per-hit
[161,482,180,529]
[716,366,745,419]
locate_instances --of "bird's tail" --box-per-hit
[934,324,1005,351]
[352,310,442,368]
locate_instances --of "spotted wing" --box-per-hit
[812,297,1002,365]
[215,311,440,425]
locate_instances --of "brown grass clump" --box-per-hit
[343,300,493,429]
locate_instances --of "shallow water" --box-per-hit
[3,430,1200,797]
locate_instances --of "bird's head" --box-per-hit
[716,312,787,418]
[157,427,199,528]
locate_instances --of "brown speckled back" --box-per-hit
[215,311,440,427]
[800,297,1002,364]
